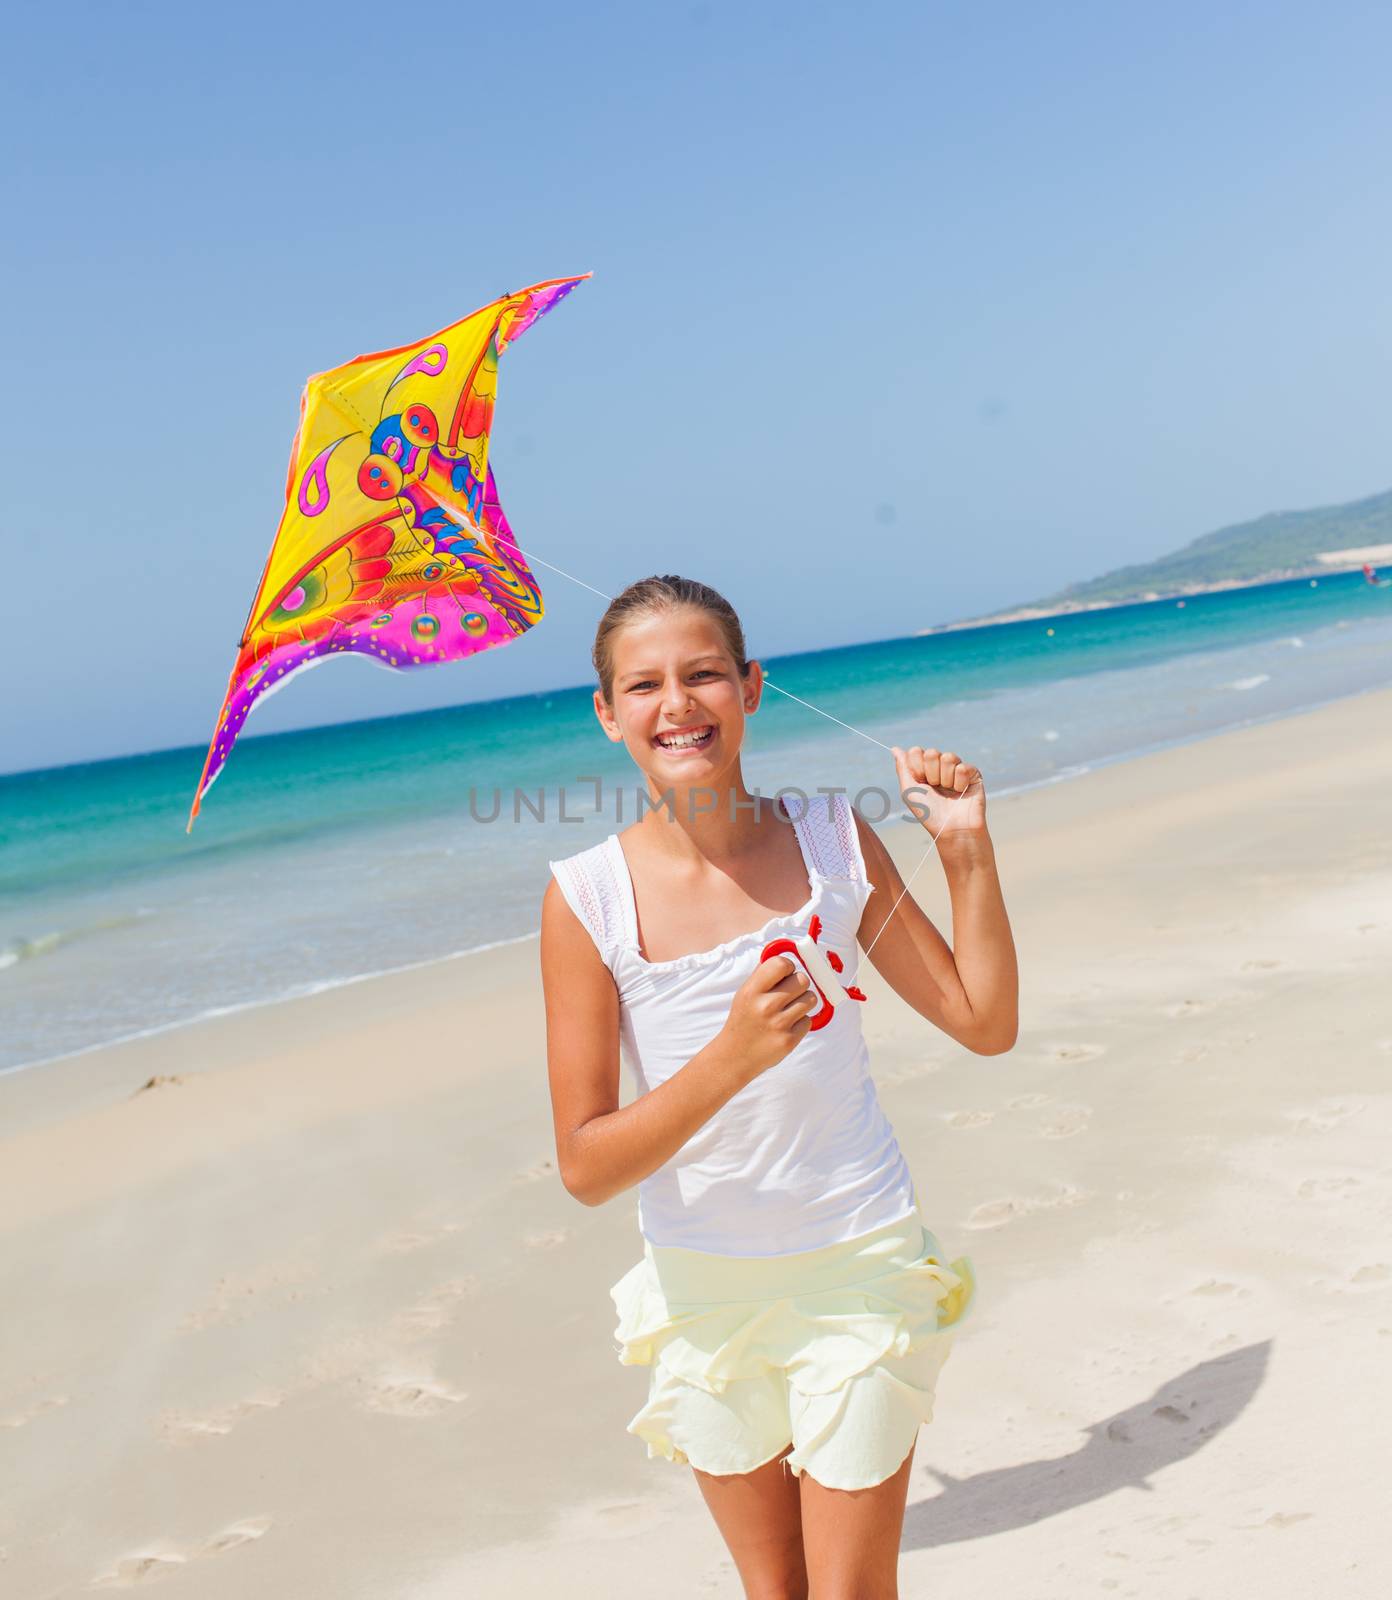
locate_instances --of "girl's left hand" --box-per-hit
[891,745,988,837]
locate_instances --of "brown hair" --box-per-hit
[592,575,750,703]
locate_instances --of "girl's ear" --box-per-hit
[743,660,764,714]
[592,687,625,743]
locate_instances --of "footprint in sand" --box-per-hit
[1008,1092,1052,1109]
[200,1516,273,1555]
[1234,1510,1315,1531]
[1240,958,1283,972]
[362,1375,467,1416]
[1284,1103,1352,1133]
[966,1198,1026,1229]
[1162,998,1215,1019]
[375,1229,438,1255]
[1348,1264,1390,1289]
[523,1228,572,1250]
[1296,1175,1361,1198]
[1046,1042,1105,1063]
[160,1394,282,1444]
[92,1551,187,1586]
[92,1518,272,1586]
[964,1184,1093,1230]
[392,1276,480,1339]
[943,1109,995,1128]
[1175,1045,1209,1064]
[1040,1106,1092,1139]
[1,1392,69,1429]
[1164,1279,1250,1304]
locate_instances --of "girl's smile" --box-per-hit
[652,722,717,754]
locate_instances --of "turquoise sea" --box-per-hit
[3,570,1390,1075]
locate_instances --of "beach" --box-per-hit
[2,686,1389,1598]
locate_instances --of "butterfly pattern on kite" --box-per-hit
[188,275,587,829]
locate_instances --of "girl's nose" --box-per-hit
[661,679,695,716]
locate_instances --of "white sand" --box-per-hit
[2,689,1389,1598]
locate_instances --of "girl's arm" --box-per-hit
[541,879,790,1206]
[852,784,1019,1055]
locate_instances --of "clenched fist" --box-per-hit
[718,955,820,1086]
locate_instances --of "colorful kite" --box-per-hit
[187,274,588,830]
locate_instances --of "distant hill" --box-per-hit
[935,486,1392,630]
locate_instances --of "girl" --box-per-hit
[540,575,1018,1599]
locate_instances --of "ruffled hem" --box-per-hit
[609,1238,976,1401]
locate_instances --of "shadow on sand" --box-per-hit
[905,1341,1270,1549]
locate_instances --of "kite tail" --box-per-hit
[187,670,239,832]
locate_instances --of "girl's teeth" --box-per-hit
[658,728,712,749]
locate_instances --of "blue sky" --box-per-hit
[3,0,1389,774]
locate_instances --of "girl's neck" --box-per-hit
[632,767,784,866]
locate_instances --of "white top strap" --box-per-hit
[548,840,629,968]
[796,790,869,886]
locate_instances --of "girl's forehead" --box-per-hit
[612,610,725,658]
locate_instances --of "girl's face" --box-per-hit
[594,607,761,788]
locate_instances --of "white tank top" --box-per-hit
[548,791,919,1257]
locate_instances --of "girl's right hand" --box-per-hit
[719,956,819,1085]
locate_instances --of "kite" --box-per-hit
[187,273,588,830]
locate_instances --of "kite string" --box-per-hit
[513,543,904,751]
[510,545,615,604]
[523,545,903,755]
[509,537,979,959]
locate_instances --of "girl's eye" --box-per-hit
[628,670,718,691]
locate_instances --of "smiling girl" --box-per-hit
[540,575,1017,1599]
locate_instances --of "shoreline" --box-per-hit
[917,558,1385,635]
[6,674,1390,1089]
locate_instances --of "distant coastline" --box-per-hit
[919,547,1392,636]
[922,486,1392,636]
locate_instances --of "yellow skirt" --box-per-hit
[609,1209,976,1491]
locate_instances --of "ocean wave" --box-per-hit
[0,908,157,975]
[1224,674,1271,691]
[0,930,66,970]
